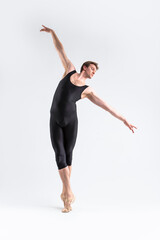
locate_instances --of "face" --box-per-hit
[84,64,97,79]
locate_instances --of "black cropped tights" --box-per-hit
[49,113,78,170]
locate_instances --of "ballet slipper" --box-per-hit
[60,193,65,202]
[60,193,75,204]
[71,195,75,204]
[61,198,73,213]
[62,206,72,213]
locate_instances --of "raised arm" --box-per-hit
[85,87,137,133]
[40,25,75,73]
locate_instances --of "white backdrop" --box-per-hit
[0,0,160,239]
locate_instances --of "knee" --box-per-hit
[66,152,72,166]
[55,154,67,170]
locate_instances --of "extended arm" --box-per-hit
[40,25,75,72]
[50,30,70,69]
[86,88,125,121]
[86,88,137,133]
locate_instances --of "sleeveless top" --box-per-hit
[50,70,89,126]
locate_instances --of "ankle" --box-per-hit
[64,192,73,198]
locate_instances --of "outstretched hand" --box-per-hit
[123,119,137,133]
[40,25,52,33]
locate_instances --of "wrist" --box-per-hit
[122,118,126,123]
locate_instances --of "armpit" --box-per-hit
[85,87,96,98]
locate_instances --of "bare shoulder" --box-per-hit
[62,60,76,78]
[82,86,95,99]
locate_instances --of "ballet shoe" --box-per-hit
[60,193,75,204]
[61,197,74,213]
[71,195,75,204]
[60,193,65,202]
[62,206,72,213]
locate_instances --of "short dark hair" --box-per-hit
[80,61,99,72]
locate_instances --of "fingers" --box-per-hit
[40,25,47,32]
[131,127,134,133]
[42,25,46,28]
[129,124,137,133]
[128,124,134,133]
[124,121,137,133]
[129,126,134,133]
[131,125,137,129]
[40,25,45,31]
[40,25,52,33]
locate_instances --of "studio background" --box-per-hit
[0,0,160,239]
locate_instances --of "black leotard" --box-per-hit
[49,70,89,169]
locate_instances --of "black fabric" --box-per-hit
[49,70,89,170]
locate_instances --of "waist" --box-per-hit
[50,100,76,112]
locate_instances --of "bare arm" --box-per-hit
[40,25,75,72]
[86,88,125,121]
[50,30,70,69]
[86,87,137,133]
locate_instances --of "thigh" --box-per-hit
[63,116,78,153]
[49,114,66,155]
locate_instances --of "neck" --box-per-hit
[76,71,88,82]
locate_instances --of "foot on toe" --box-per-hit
[60,193,75,204]
[61,198,73,213]
[62,206,72,213]
[60,193,65,202]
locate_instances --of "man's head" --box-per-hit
[80,61,99,79]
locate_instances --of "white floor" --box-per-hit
[0,198,159,240]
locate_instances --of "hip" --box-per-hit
[50,111,78,127]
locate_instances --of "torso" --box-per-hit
[50,69,90,126]
[65,68,91,99]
